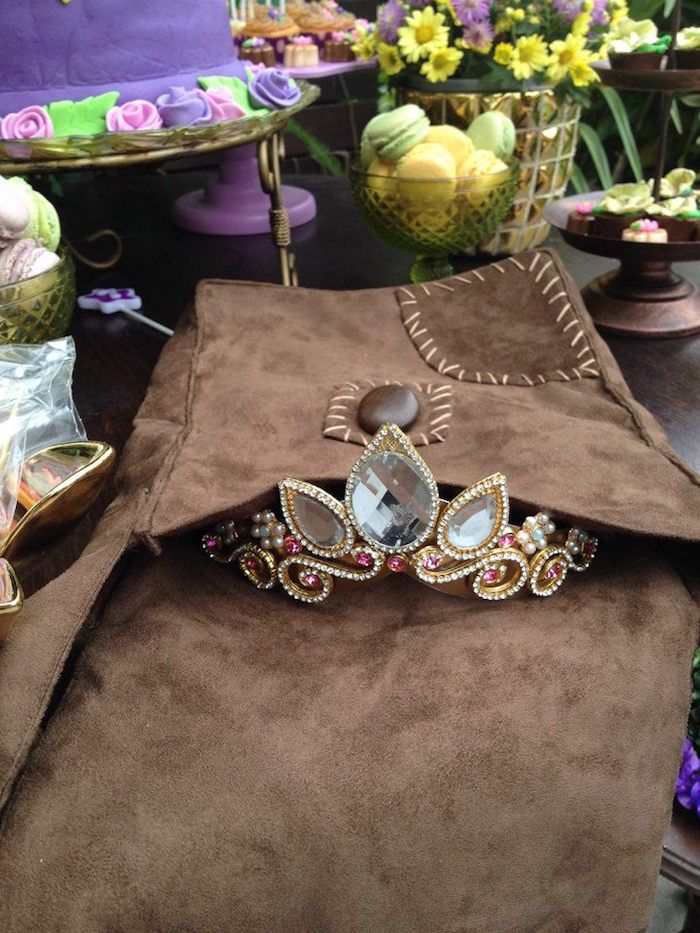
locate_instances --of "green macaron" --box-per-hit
[362,104,430,164]
[465,112,516,161]
[8,177,61,251]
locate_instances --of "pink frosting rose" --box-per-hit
[1,105,54,139]
[105,100,163,132]
[202,87,246,123]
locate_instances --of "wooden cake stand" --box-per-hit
[0,81,320,286]
[544,193,700,338]
[547,0,700,338]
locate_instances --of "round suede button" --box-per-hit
[357,385,420,433]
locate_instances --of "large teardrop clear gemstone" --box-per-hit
[349,451,434,549]
[293,493,344,548]
[446,494,498,550]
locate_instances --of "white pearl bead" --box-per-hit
[536,540,546,550]
[546,522,555,534]
[537,513,549,525]
[524,542,536,555]
[516,530,530,543]
[261,538,273,549]
[252,513,262,523]
[524,516,536,528]
[274,523,286,535]
[251,526,261,538]
[262,510,275,524]
[272,536,284,548]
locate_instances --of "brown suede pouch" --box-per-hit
[0,248,698,933]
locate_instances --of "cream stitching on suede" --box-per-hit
[398,250,600,385]
[323,380,454,447]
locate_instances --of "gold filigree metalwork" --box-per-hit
[202,424,598,605]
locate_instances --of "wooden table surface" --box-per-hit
[43,166,700,923]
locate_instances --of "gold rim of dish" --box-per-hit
[0,81,319,173]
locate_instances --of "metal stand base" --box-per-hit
[583,260,700,338]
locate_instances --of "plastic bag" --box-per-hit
[0,337,85,534]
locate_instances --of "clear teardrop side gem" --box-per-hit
[293,493,344,548]
[348,451,435,549]
[446,494,498,550]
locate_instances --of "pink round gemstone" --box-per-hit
[386,555,407,573]
[204,535,218,551]
[498,533,515,548]
[301,571,321,588]
[356,550,374,568]
[583,541,595,557]
[422,553,441,570]
[546,562,563,580]
[284,535,302,555]
[482,568,499,584]
[244,556,261,572]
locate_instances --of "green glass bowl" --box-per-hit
[0,247,75,344]
[350,161,519,282]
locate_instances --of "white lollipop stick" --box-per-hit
[77,288,175,337]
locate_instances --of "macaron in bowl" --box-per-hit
[0,243,75,344]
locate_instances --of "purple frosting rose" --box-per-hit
[1,105,54,140]
[106,100,163,132]
[248,69,301,110]
[156,87,212,127]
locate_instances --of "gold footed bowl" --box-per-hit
[0,247,76,344]
[350,161,519,283]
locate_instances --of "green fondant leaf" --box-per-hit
[47,92,119,137]
[198,75,269,115]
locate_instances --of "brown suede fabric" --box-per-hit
[0,248,698,933]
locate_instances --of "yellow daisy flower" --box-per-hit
[377,42,405,76]
[569,56,600,87]
[494,41,515,66]
[547,35,599,86]
[571,10,592,37]
[420,45,463,81]
[398,7,449,63]
[352,30,378,60]
[507,34,549,80]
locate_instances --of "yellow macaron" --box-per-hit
[424,125,475,167]
[396,142,456,205]
[366,158,398,198]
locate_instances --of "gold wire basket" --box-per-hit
[0,248,76,344]
[398,84,580,256]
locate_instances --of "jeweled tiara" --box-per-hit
[202,423,597,605]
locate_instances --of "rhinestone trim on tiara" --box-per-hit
[201,423,598,605]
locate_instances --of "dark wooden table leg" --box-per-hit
[682,893,700,933]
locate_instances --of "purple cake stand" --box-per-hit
[172,143,316,235]
[172,59,376,236]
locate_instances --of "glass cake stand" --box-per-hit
[0,81,320,286]
[544,192,700,338]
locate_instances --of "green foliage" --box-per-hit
[578,122,613,187]
[285,119,344,176]
[570,0,700,191]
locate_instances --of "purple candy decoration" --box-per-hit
[156,86,213,127]
[248,69,301,110]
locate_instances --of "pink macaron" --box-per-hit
[0,176,30,243]
[0,238,60,285]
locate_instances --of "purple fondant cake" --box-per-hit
[0,0,246,113]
